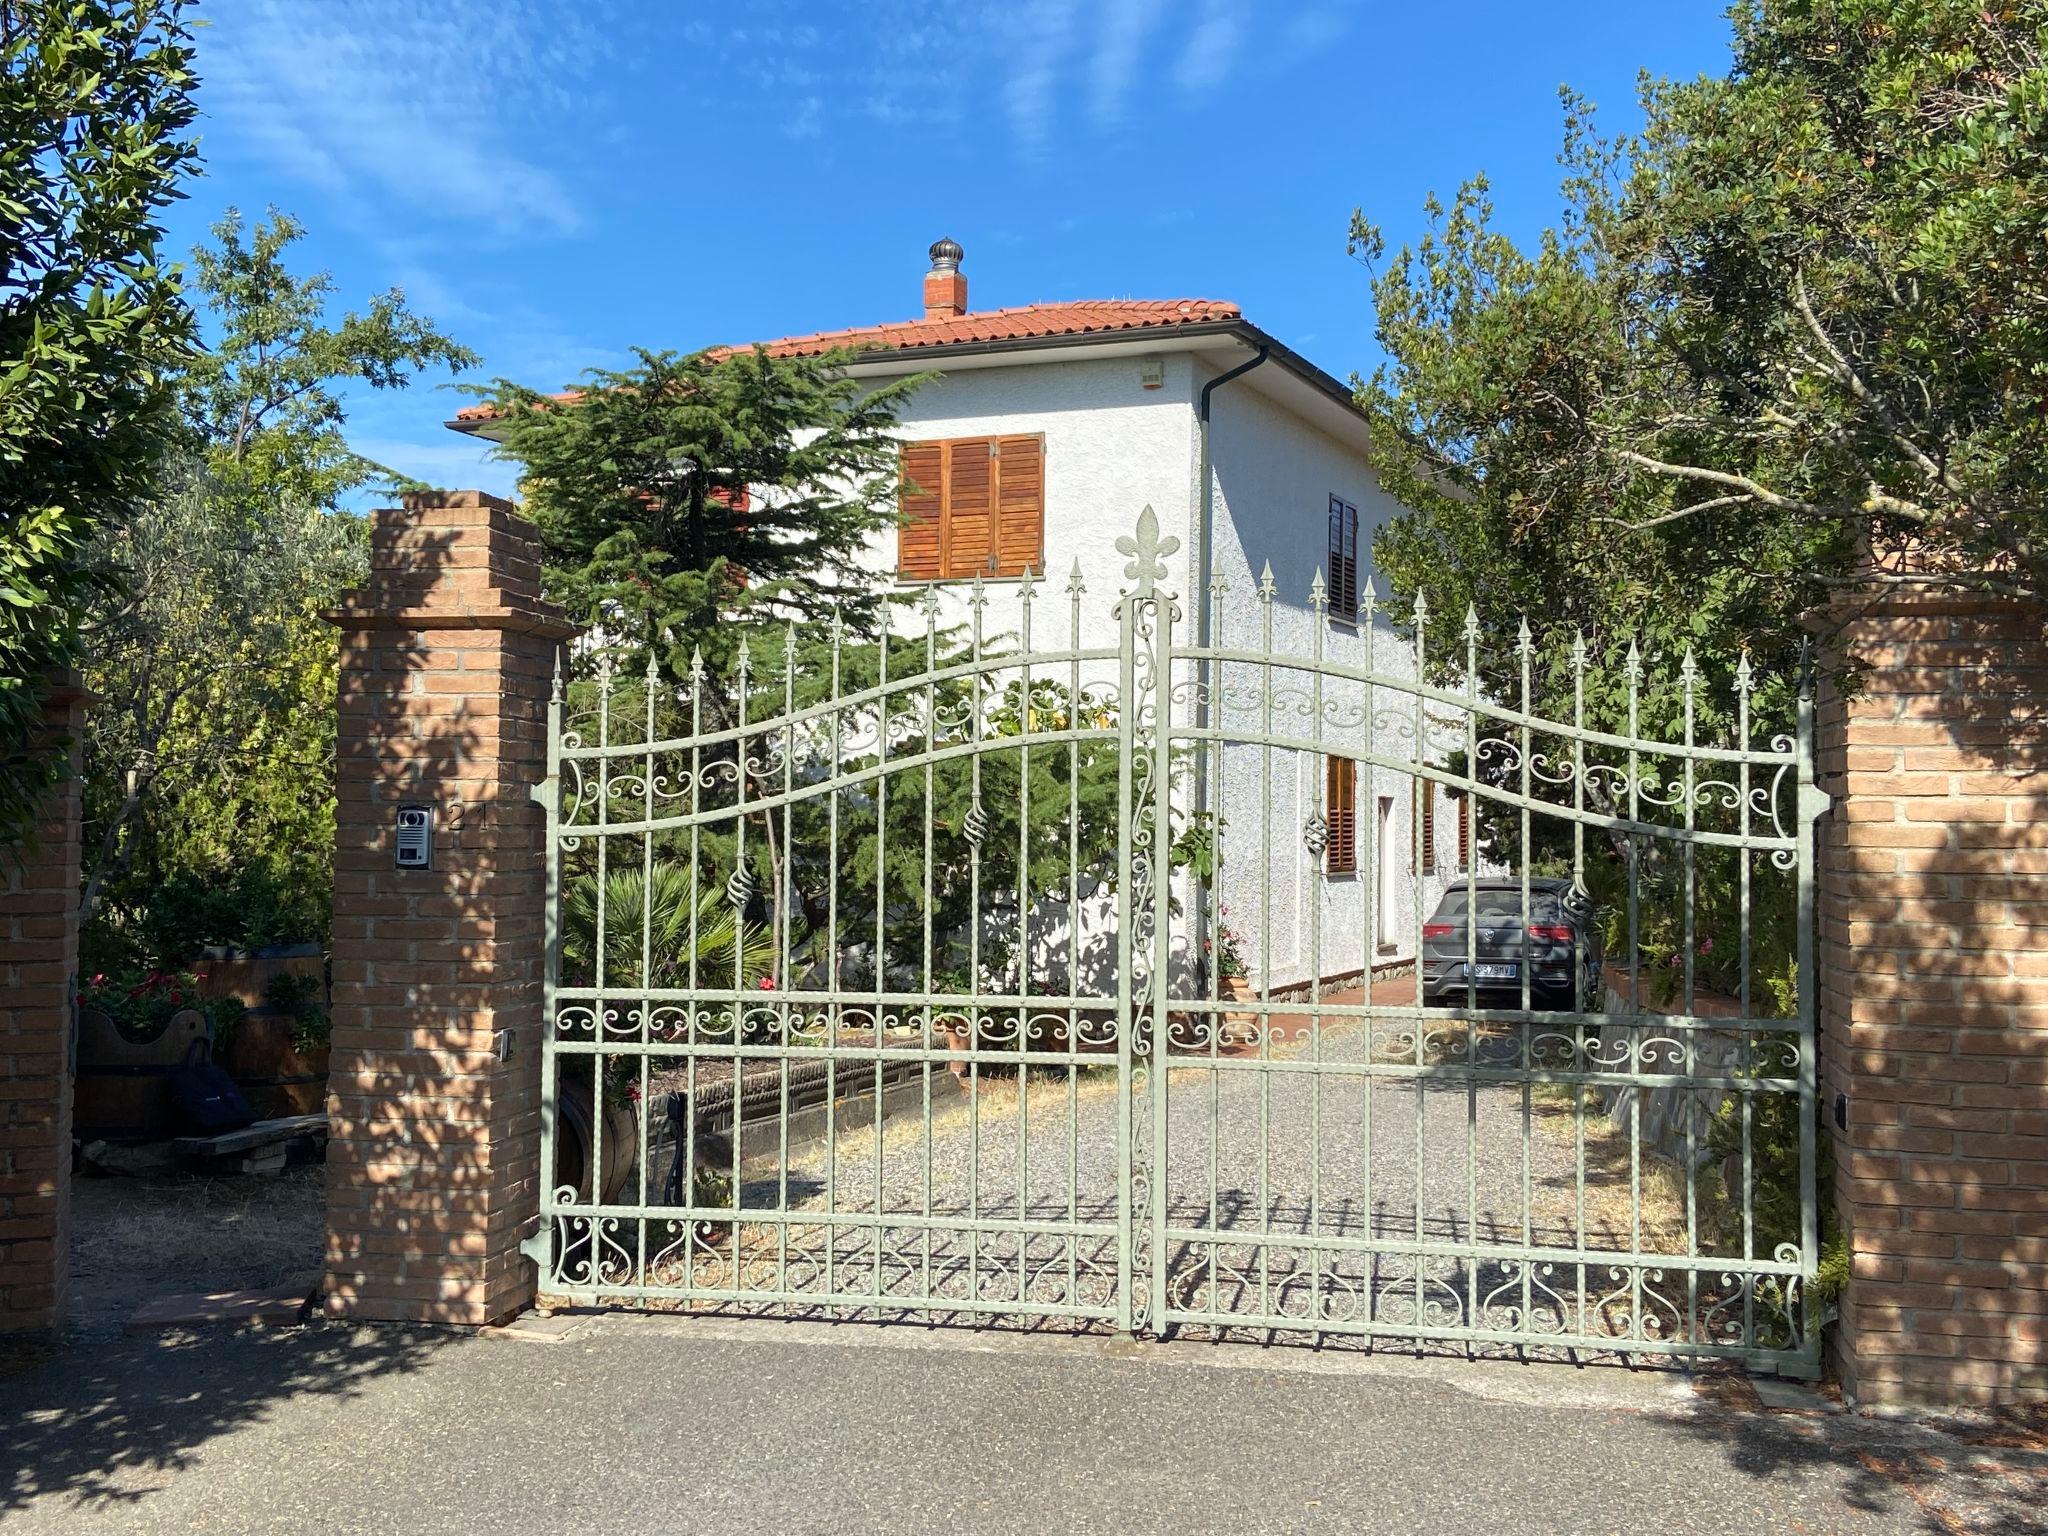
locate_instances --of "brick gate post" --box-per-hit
[0,672,85,1336]
[1816,592,2048,1406]
[324,491,575,1326]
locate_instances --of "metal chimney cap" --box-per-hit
[928,237,964,271]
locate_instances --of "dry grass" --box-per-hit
[1528,1088,1693,1251]
[69,1167,325,1325]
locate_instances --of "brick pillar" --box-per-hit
[1816,592,2048,1406]
[324,491,575,1326]
[0,672,85,1335]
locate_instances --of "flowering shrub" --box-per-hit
[78,968,209,1044]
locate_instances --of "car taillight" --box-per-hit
[1528,923,1573,943]
[1422,923,1453,939]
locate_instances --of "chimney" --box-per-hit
[923,237,967,320]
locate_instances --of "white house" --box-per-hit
[454,239,1475,996]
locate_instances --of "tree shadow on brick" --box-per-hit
[0,1322,456,1513]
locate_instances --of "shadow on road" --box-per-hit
[0,1323,455,1514]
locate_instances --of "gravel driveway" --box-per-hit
[678,997,1683,1343]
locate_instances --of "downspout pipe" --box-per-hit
[1195,344,1269,651]
[1192,343,1267,992]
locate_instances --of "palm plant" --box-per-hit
[561,861,780,990]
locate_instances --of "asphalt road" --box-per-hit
[4,1311,2040,1536]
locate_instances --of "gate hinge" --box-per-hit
[519,1221,550,1272]
[1799,782,1832,823]
[529,773,556,809]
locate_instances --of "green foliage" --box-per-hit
[78,211,472,967]
[263,968,328,1053]
[561,861,778,990]
[0,0,198,852]
[478,346,928,682]
[1357,0,2048,666]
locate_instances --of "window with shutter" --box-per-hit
[1457,794,1472,870]
[896,434,1045,580]
[1417,780,1437,874]
[1325,756,1357,875]
[1327,495,1359,620]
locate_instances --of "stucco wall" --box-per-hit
[1202,368,1463,990]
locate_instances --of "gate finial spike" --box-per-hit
[1018,564,1036,598]
[1624,638,1643,681]
[1515,614,1533,656]
[1066,556,1085,595]
[1258,560,1275,599]
[644,647,660,682]
[920,584,941,619]
[688,645,705,682]
[784,620,798,658]
[1571,627,1586,668]
[1360,573,1378,617]
[1679,644,1699,684]
[549,650,565,704]
[1413,588,1430,628]
[595,650,617,693]
[1463,602,1482,644]
[736,635,751,674]
[969,571,988,610]
[1309,565,1327,611]
[1735,650,1754,692]
[830,600,844,639]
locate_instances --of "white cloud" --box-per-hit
[1089,0,1169,124]
[1174,0,1248,94]
[1002,0,1083,152]
[194,0,610,237]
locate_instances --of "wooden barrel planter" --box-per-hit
[73,1006,211,1140]
[217,1007,332,1119]
[195,942,323,1010]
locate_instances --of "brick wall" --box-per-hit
[1817,592,2048,1406]
[323,491,574,1326]
[0,674,85,1335]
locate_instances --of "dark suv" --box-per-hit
[1419,877,1603,1012]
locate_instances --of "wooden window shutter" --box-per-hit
[992,435,1045,577]
[1325,756,1357,875]
[1418,781,1436,874]
[1457,794,1471,870]
[898,441,944,579]
[1327,495,1359,619]
[942,437,995,578]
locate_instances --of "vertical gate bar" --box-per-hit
[1411,594,1428,1328]
[1114,563,1140,1336]
[1018,573,1035,1306]
[532,654,564,1284]
[1361,581,1377,1312]
[965,576,985,1310]
[1572,633,1587,1335]
[1737,653,1755,1346]
[871,620,890,1304]
[1066,563,1082,1309]
[731,642,748,1295]
[1206,572,1225,1319]
[779,625,798,1296]
[1462,606,1480,1336]
[1148,581,1174,1335]
[922,593,938,1306]
[1518,619,1533,1330]
[1258,571,1275,1319]
[1796,648,1821,1350]
[685,651,703,1297]
[640,653,657,1286]
[826,613,843,1306]
[1309,572,1328,1330]
[1625,642,1643,1334]
[1681,650,1699,1340]
[592,660,611,1297]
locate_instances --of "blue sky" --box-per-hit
[175,1,1736,499]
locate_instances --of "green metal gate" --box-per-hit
[528,506,1823,1374]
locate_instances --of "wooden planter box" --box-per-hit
[218,1007,332,1119]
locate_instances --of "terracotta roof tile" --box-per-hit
[451,299,1243,422]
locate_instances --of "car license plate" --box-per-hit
[1471,963,1518,981]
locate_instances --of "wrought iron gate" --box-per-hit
[529,507,1823,1374]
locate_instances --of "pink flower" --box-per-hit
[88,973,106,988]
[1666,953,1681,969]
[757,975,777,991]
[1698,937,1714,956]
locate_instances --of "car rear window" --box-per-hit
[1432,889,1560,922]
